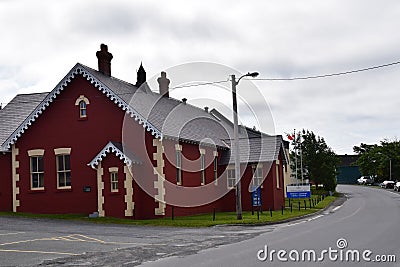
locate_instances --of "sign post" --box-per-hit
[286,184,311,198]
[252,186,261,207]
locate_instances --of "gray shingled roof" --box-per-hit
[219,136,287,165]
[83,64,231,147]
[0,93,48,150]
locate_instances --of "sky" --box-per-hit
[1,0,400,154]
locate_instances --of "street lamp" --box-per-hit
[231,72,259,220]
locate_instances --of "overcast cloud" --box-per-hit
[1,0,400,154]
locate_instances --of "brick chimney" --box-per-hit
[96,44,113,76]
[157,71,170,97]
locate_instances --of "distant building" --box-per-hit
[336,155,361,184]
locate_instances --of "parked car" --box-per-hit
[381,180,395,189]
[394,182,400,192]
[357,176,374,185]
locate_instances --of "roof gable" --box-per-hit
[88,141,142,169]
[0,63,162,151]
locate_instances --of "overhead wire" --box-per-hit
[2,59,400,106]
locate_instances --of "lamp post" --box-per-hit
[231,72,259,220]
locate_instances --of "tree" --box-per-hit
[353,139,400,182]
[290,130,339,191]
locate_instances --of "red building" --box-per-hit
[0,44,288,219]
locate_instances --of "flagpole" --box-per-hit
[294,129,298,186]
[300,130,304,184]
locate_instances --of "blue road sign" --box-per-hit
[252,187,261,207]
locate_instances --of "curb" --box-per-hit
[214,194,347,228]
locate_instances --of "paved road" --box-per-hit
[0,214,274,266]
[0,185,399,266]
[141,185,400,266]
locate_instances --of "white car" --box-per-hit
[394,182,400,192]
[357,176,374,185]
[381,180,395,189]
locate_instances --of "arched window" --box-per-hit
[75,95,90,119]
[79,100,87,118]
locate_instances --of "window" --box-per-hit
[110,171,118,192]
[213,156,218,182]
[176,150,182,185]
[276,160,280,188]
[200,154,205,185]
[57,154,71,188]
[75,95,90,119]
[30,156,44,189]
[79,101,87,118]
[227,168,236,188]
[252,166,263,188]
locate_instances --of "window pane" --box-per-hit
[65,171,71,186]
[58,156,64,171]
[39,173,44,187]
[38,156,44,172]
[79,101,86,109]
[31,157,37,172]
[32,174,38,188]
[64,155,70,170]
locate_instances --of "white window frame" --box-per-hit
[79,101,87,118]
[30,156,44,190]
[276,160,280,189]
[213,151,218,185]
[252,165,263,188]
[75,95,90,119]
[227,166,236,189]
[199,149,206,185]
[110,169,119,192]
[55,148,72,189]
[176,144,182,185]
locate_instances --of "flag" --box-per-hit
[286,132,295,141]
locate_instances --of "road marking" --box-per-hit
[0,249,80,256]
[0,232,25,236]
[0,238,54,246]
[332,205,342,212]
[0,233,165,247]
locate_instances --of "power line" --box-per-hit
[2,59,400,106]
[170,79,229,89]
[251,60,400,81]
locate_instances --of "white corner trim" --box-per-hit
[153,139,166,216]
[124,165,134,217]
[54,148,71,155]
[12,145,20,212]
[1,63,162,152]
[75,95,90,105]
[213,151,218,157]
[27,149,45,157]
[97,162,105,217]
[199,148,206,155]
[175,144,182,151]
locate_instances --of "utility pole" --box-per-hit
[231,72,259,220]
[231,74,242,220]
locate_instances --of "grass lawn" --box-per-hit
[0,196,336,227]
